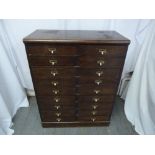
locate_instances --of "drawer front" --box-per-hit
[78,76,118,84]
[78,68,120,79]
[77,84,117,95]
[29,56,77,66]
[41,110,75,117]
[37,96,76,105]
[36,86,76,96]
[35,79,76,88]
[41,111,76,122]
[39,104,75,111]
[77,116,110,122]
[79,45,127,57]
[78,95,115,104]
[79,57,124,68]
[78,110,111,116]
[31,67,77,79]
[27,44,78,56]
[78,103,113,110]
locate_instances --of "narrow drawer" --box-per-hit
[35,86,76,96]
[78,68,120,79]
[37,96,76,105]
[78,57,124,68]
[79,45,127,57]
[78,95,115,103]
[78,76,118,83]
[41,111,76,122]
[39,104,75,111]
[77,84,117,95]
[77,116,110,122]
[31,67,77,79]
[35,79,76,89]
[41,111,75,118]
[77,110,111,116]
[28,56,77,66]
[78,103,113,110]
[27,44,78,56]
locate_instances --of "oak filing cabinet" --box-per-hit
[23,30,130,127]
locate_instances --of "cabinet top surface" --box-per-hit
[23,30,130,44]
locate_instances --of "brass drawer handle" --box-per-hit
[97,60,105,66]
[51,81,58,86]
[93,97,100,102]
[92,111,97,115]
[99,49,107,55]
[51,70,58,76]
[49,59,57,65]
[54,105,61,109]
[55,112,61,117]
[96,71,103,77]
[91,118,96,122]
[54,97,60,102]
[56,118,61,122]
[94,89,100,94]
[52,90,59,94]
[48,48,56,54]
[92,105,98,109]
[95,79,102,85]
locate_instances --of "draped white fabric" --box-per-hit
[0,19,154,134]
[0,21,29,135]
[125,21,155,134]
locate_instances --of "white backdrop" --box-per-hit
[0,19,153,134]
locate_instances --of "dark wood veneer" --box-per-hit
[24,30,130,127]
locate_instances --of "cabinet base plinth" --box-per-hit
[42,121,110,128]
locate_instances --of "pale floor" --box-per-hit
[12,96,137,135]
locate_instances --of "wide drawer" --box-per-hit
[31,67,77,79]
[28,56,77,66]
[35,86,76,96]
[78,57,124,68]
[37,96,76,105]
[79,45,127,57]
[27,44,78,56]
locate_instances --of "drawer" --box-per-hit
[28,56,77,66]
[31,67,77,79]
[27,44,78,56]
[78,110,111,116]
[79,57,124,68]
[37,96,76,105]
[78,76,119,83]
[39,104,75,111]
[78,95,115,103]
[77,116,110,122]
[41,111,76,122]
[78,68,120,79]
[78,103,112,110]
[35,86,76,96]
[79,45,127,57]
[41,111,75,117]
[35,79,76,88]
[77,84,117,95]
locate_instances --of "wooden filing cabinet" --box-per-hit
[23,30,130,127]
